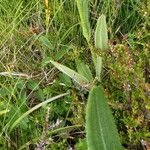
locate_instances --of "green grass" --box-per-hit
[0,0,149,149]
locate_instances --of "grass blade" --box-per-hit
[9,92,68,132]
[86,86,122,150]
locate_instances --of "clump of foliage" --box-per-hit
[0,0,149,149]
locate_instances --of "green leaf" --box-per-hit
[95,14,108,51]
[76,61,93,82]
[86,86,122,150]
[95,56,102,81]
[76,0,91,43]
[50,60,89,86]
[38,35,54,50]
[59,73,72,87]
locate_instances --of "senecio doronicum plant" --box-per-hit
[49,0,123,150]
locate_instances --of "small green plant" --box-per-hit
[48,0,122,149]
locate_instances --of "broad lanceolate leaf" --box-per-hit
[76,61,93,82]
[76,0,91,43]
[50,60,89,86]
[95,14,108,51]
[86,86,122,150]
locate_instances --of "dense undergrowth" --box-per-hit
[0,0,149,149]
